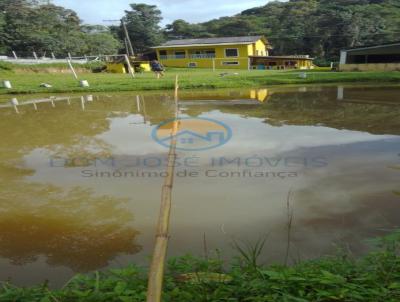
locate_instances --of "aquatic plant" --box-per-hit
[1,231,400,301]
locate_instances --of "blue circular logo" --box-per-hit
[152,117,232,151]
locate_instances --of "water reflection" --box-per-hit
[0,85,399,286]
[0,187,141,271]
[0,159,141,272]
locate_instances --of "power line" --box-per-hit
[103,19,134,56]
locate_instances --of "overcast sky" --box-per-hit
[52,0,271,26]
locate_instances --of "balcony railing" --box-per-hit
[189,54,216,59]
[159,55,186,60]
[159,53,216,60]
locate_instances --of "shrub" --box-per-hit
[1,232,400,301]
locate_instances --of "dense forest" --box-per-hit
[1,0,400,63]
[165,0,400,63]
[0,0,121,57]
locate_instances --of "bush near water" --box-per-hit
[1,232,400,302]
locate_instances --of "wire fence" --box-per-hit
[0,57,89,65]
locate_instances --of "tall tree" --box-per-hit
[0,0,120,56]
[164,19,212,39]
[122,3,164,53]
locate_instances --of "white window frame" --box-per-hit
[225,48,239,58]
[221,61,240,66]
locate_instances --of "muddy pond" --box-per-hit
[0,84,399,287]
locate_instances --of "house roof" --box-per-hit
[153,36,268,48]
[343,41,400,52]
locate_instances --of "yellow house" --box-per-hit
[153,36,271,70]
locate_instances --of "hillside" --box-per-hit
[164,0,400,63]
[1,0,400,63]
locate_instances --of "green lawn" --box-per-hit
[1,67,400,95]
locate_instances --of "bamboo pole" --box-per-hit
[67,59,79,80]
[146,75,179,302]
[124,54,135,78]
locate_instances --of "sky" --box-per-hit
[52,0,271,26]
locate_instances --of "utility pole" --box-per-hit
[121,19,135,57]
[103,18,135,57]
[124,38,130,56]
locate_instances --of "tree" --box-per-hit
[84,32,121,55]
[1,0,399,61]
[164,19,212,39]
[0,1,120,56]
[192,0,400,62]
[0,1,83,56]
[0,10,7,53]
[122,3,164,53]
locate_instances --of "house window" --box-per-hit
[188,62,197,68]
[222,61,239,65]
[225,48,239,57]
[159,50,167,59]
[190,49,216,58]
[175,51,186,58]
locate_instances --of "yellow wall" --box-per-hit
[248,40,269,56]
[156,39,267,70]
[297,60,313,69]
[252,58,313,70]
[106,62,151,73]
[106,63,127,74]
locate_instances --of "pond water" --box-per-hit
[0,85,399,287]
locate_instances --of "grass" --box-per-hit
[0,66,400,95]
[1,231,400,301]
[0,60,105,72]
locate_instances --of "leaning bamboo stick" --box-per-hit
[146,75,179,302]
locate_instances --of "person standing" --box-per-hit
[150,60,165,79]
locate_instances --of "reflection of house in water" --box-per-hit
[256,86,400,135]
[179,89,270,105]
[250,89,269,102]
[337,86,400,106]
